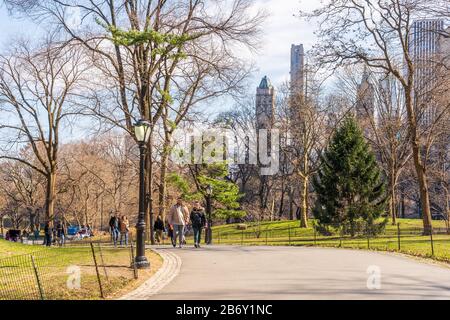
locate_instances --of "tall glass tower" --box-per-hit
[409,19,446,125]
[290,44,305,94]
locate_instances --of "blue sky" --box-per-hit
[0,0,320,121]
[0,0,319,86]
[0,6,41,44]
[249,0,318,87]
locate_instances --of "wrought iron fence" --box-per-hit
[210,222,450,261]
[0,241,140,300]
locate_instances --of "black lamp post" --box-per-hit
[205,184,213,245]
[134,119,151,269]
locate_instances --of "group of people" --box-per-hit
[154,198,207,249]
[107,198,208,249]
[108,214,130,246]
[43,221,66,246]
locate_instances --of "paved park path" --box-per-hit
[130,245,450,300]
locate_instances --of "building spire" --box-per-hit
[259,76,271,89]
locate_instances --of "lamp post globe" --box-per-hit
[134,119,151,269]
[134,119,152,144]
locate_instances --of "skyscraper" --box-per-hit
[255,76,275,173]
[409,19,445,64]
[409,19,446,125]
[256,76,275,131]
[290,44,305,94]
[355,68,375,123]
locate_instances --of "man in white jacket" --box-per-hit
[167,197,190,248]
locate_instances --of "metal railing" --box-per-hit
[210,222,450,261]
[0,241,140,300]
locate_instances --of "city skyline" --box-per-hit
[0,0,319,95]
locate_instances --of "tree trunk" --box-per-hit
[445,187,449,233]
[158,138,171,222]
[300,177,309,228]
[45,170,57,226]
[278,190,285,218]
[401,193,405,218]
[288,188,294,220]
[145,136,155,245]
[84,198,89,227]
[404,90,433,234]
[390,169,397,225]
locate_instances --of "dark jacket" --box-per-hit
[154,218,164,231]
[44,224,52,236]
[109,216,119,229]
[190,209,206,228]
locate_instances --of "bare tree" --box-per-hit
[215,99,259,205]
[277,75,327,228]
[56,135,139,228]
[0,38,87,224]
[0,157,46,230]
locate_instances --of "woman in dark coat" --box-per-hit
[190,201,206,248]
[154,215,165,244]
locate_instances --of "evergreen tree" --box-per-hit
[168,133,244,220]
[167,163,244,220]
[313,117,387,237]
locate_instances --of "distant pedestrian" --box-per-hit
[167,198,190,248]
[52,227,57,245]
[34,225,40,240]
[154,215,165,245]
[119,216,129,246]
[109,213,120,246]
[190,201,206,248]
[56,222,65,246]
[44,222,52,247]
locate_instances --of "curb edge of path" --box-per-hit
[119,249,182,300]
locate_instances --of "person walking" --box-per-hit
[56,222,66,246]
[167,198,190,248]
[34,224,40,241]
[44,222,52,247]
[109,213,120,246]
[154,215,165,245]
[190,201,206,248]
[119,216,130,246]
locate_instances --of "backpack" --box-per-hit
[191,211,203,226]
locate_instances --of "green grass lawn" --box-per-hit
[0,240,162,300]
[210,219,450,263]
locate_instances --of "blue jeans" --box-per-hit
[112,228,119,246]
[120,232,129,246]
[172,225,185,247]
[193,226,202,245]
[45,234,52,247]
[59,234,65,246]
